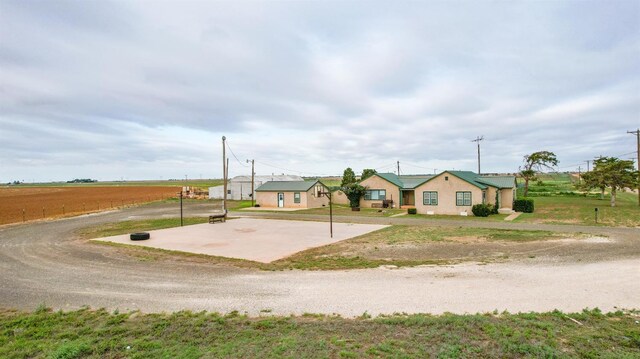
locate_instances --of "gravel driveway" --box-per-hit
[1,202,638,315]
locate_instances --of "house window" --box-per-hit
[294,192,300,203]
[423,191,438,205]
[315,185,323,197]
[364,189,386,200]
[456,191,472,206]
[482,190,486,204]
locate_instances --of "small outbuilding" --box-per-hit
[209,174,303,200]
[255,180,330,209]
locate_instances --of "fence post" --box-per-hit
[42,207,45,218]
[22,209,25,222]
[62,204,65,215]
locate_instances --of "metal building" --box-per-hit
[208,175,304,200]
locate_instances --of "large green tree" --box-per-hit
[519,151,559,197]
[581,157,638,206]
[361,169,377,181]
[602,158,636,207]
[579,157,614,200]
[341,168,357,187]
[342,183,367,208]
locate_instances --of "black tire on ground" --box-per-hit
[130,232,150,241]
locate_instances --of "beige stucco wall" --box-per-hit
[500,188,515,209]
[484,186,514,210]
[413,172,484,215]
[306,185,330,208]
[486,186,497,206]
[331,190,350,205]
[358,175,400,208]
[255,183,329,208]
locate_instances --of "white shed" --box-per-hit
[209,174,304,200]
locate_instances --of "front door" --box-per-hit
[402,190,415,206]
[277,193,284,207]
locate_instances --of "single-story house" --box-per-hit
[359,171,516,215]
[255,180,330,208]
[209,174,303,200]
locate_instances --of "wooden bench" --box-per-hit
[371,203,383,208]
[209,212,227,224]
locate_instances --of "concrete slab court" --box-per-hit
[93,218,388,263]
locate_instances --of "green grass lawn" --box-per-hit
[1,307,638,358]
[515,193,639,227]
[293,204,405,217]
[513,173,640,227]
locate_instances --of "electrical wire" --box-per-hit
[254,160,328,176]
[225,141,248,167]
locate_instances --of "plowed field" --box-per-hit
[0,186,180,225]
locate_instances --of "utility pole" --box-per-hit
[472,136,484,174]
[247,159,255,207]
[222,136,227,211]
[578,166,581,185]
[585,160,590,172]
[628,129,640,206]
[397,161,400,175]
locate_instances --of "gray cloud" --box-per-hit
[1,1,638,182]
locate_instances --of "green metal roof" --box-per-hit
[255,180,323,192]
[366,172,515,190]
[399,176,434,189]
[366,173,433,189]
[375,173,403,187]
[446,171,488,189]
[476,176,516,189]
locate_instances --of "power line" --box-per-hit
[402,162,437,171]
[225,141,248,167]
[374,163,396,171]
[254,160,327,176]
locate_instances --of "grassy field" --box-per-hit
[515,193,640,226]
[82,221,582,270]
[1,307,638,358]
[516,173,640,227]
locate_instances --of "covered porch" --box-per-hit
[400,189,416,208]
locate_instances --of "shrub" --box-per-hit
[472,204,492,217]
[342,183,367,208]
[514,199,535,213]
[407,208,417,215]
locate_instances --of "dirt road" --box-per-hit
[0,202,638,315]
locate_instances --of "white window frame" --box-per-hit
[365,189,386,200]
[456,191,472,206]
[423,191,438,205]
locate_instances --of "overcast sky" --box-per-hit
[1,1,639,182]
